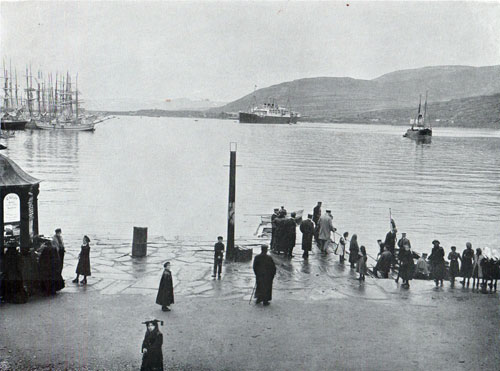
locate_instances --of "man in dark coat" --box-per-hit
[156,262,174,311]
[253,245,276,306]
[273,211,287,254]
[38,241,64,296]
[312,202,322,241]
[384,228,397,258]
[300,214,315,259]
[373,246,392,278]
[212,236,224,279]
[284,212,297,258]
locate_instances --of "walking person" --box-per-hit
[429,240,445,287]
[141,320,164,371]
[156,262,174,312]
[318,210,336,254]
[357,246,367,281]
[338,232,348,263]
[349,234,359,269]
[312,202,322,242]
[448,246,461,287]
[212,236,224,279]
[252,245,276,306]
[472,248,484,291]
[460,242,474,287]
[299,214,315,259]
[73,235,91,285]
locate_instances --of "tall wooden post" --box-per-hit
[226,142,237,260]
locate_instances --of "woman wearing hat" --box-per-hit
[156,262,174,311]
[428,240,446,287]
[73,235,91,284]
[141,320,164,371]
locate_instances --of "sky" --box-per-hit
[1,1,500,109]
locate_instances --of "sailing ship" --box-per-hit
[403,92,432,139]
[239,94,300,124]
[1,62,28,131]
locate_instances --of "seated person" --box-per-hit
[414,253,430,279]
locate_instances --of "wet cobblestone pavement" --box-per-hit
[60,236,499,305]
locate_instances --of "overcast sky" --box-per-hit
[1,1,499,105]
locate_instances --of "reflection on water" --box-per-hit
[2,118,499,258]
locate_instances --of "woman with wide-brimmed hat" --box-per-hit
[429,240,446,287]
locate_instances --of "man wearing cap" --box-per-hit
[212,236,224,279]
[273,210,287,254]
[300,214,315,259]
[373,245,392,278]
[252,245,276,306]
[397,232,411,251]
[283,212,297,258]
[318,210,336,254]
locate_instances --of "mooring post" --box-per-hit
[132,226,148,257]
[226,142,237,260]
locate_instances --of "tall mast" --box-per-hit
[3,60,9,111]
[423,90,428,127]
[26,66,32,116]
[9,60,13,109]
[15,69,18,108]
[75,73,79,120]
[37,70,41,115]
[415,94,422,126]
[54,73,58,117]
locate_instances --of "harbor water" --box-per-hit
[1,117,499,258]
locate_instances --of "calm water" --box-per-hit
[2,118,499,256]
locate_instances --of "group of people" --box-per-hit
[0,228,94,304]
[270,207,299,258]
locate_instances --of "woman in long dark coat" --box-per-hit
[460,242,474,287]
[73,235,91,284]
[156,262,174,312]
[429,240,445,287]
[141,320,164,371]
[448,246,461,287]
[2,242,28,304]
[348,234,359,269]
[38,241,64,296]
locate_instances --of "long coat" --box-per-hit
[156,270,174,306]
[2,247,28,304]
[38,243,64,295]
[398,248,415,281]
[76,244,91,276]
[460,248,474,278]
[375,250,392,274]
[384,231,397,254]
[300,219,314,252]
[283,218,297,251]
[429,246,446,280]
[318,214,334,241]
[253,253,276,302]
[141,330,163,371]
[349,240,359,265]
[273,217,287,253]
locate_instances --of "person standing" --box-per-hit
[141,320,164,371]
[52,228,65,268]
[472,248,484,291]
[212,236,224,279]
[2,241,27,304]
[252,245,276,306]
[338,232,349,263]
[156,262,174,312]
[284,212,297,258]
[318,210,336,254]
[38,240,64,296]
[429,240,445,287]
[448,246,461,287]
[312,202,322,242]
[397,232,411,251]
[357,246,367,281]
[73,235,92,284]
[270,208,280,251]
[384,228,397,257]
[398,244,415,288]
[300,214,315,259]
[460,242,474,287]
[273,210,287,255]
[348,234,359,269]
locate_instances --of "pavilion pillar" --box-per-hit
[19,189,30,253]
[32,185,39,236]
[0,190,4,256]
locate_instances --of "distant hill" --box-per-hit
[351,94,500,128]
[213,65,500,120]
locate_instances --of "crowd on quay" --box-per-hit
[0,228,92,304]
[268,201,500,292]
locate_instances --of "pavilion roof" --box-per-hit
[0,154,41,188]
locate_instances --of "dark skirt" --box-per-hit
[449,260,460,277]
[460,260,473,278]
[432,262,446,280]
[156,273,174,306]
[400,263,414,281]
[76,245,91,276]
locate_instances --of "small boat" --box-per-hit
[404,92,432,139]
[1,112,27,130]
[35,120,96,131]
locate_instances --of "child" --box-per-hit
[141,320,164,371]
[212,236,224,279]
[357,245,367,281]
[472,248,484,291]
[448,246,461,287]
[73,235,91,285]
[156,262,174,312]
[338,232,348,263]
